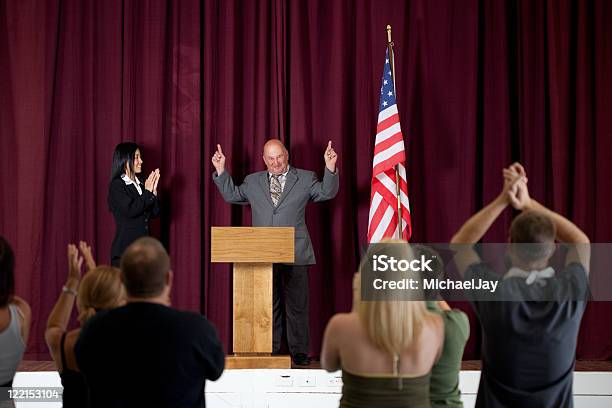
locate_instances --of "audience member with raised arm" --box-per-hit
[75,237,225,408]
[45,242,125,408]
[0,237,31,408]
[321,241,444,408]
[451,163,590,408]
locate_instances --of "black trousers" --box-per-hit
[272,264,309,356]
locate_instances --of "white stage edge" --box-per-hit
[12,369,612,407]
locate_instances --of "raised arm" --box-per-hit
[310,169,339,202]
[211,144,249,204]
[45,244,83,365]
[212,171,249,204]
[310,141,339,202]
[451,167,525,275]
[211,144,227,176]
[451,171,526,244]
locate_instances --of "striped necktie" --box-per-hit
[270,174,282,206]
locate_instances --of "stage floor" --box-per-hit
[11,361,612,408]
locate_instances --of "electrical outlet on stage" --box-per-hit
[294,375,316,387]
[326,376,342,387]
[275,375,293,387]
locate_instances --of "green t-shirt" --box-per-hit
[427,301,470,408]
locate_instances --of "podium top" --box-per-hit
[210,227,295,263]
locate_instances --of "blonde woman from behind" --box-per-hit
[322,241,444,408]
[45,242,125,408]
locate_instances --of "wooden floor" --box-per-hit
[18,360,612,372]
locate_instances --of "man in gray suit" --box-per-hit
[212,139,339,365]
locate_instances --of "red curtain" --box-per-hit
[1,0,611,360]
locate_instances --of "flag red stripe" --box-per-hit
[383,213,398,238]
[373,132,404,156]
[372,151,407,176]
[376,113,401,134]
[368,200,390,239]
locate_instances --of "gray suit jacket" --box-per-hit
[213,166,339,265]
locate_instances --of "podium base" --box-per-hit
[226,355,292,369]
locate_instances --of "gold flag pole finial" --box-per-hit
[386,24,403,239]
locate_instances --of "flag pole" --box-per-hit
[387,24,403,240]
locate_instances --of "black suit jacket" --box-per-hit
[108,177,160,264]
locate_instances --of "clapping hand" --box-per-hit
[145,169,160,195]
[503,162,528,188]
[502,162,531,210]
[152,169,160,196]
[211,144,226,175]
[66,244,83,292]
[78,241,96,272]
[324,141,338,172]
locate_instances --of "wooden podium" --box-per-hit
[211,227,294,369]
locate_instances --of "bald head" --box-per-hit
[263,139,289,175]
[120,237,170,297]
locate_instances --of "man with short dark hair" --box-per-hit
[75,237,224,408]
[451,163,590,408]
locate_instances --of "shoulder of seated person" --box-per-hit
[178,309,207,320]
[11,297,31,315]
[328,312,359,330]
[80,308,113,329]
[332,312,355,322]
[175,310,216,327]
[443,309,470,327]
[444,307,468,317]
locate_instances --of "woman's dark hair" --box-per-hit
[0,236,15,308]
[110,142,140,182]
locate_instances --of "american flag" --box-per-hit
[367,47,412,243]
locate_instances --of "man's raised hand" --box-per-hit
[212,144,226,175]
[324,141,338,173]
